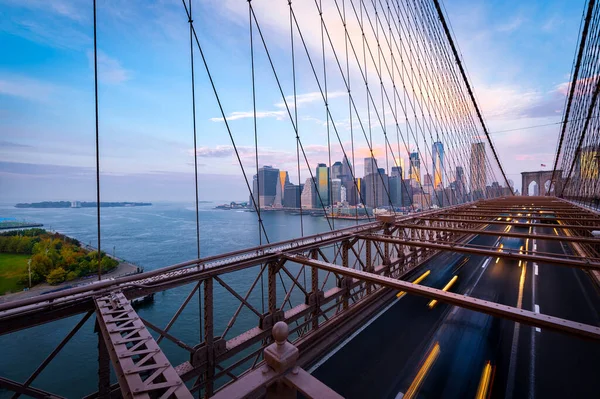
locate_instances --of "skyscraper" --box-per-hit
[252,166,279,208]
[363,169,389,209]
[301,177,316,209]
[273,171,289,208]
[331,161,343,180]
[470,142,486,199]
[341,154,353,182]
[409,152,421,185]
[364,157,377,177]
[283,183,302,208]
[432,141,444,189]
[456,166,466,202]
[391,166,403,178]
[331,179,342,204]
[316,163,330,207]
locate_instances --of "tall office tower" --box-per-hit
[252,165,280,208]
[409,152,421,186]
[343,180,358,205]
[397,158,405,179]
[402,179,413,207]
[456,166,466,202]
[424,173,433,187]
[301,177,317,208]
[283,183,302,208]
[331,179,342,204]
[364,157,377,177]
[316,163,330,207]
[363,170,389,208]
[389,175,402,208]
[432,141,444,188]
[391,166,403,178]
[341,154,353,182]
[331,161,343,180]
[470,142,486,199]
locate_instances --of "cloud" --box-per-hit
[0,75,58,102]
[210,91,347,122]
[87,50,130,84]
[0,140,33,148]
[496,15,525,32]
[275,91,346,109]
[209,110,286,122]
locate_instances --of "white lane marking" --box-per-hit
[464,257,492,298]
[534,263,539,276]
[534,304,541,332]
[308,296,400,373]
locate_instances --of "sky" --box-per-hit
[0,0,587,202]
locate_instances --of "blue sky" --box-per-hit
[0,0,586,201]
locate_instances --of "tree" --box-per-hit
[101,256,118,272]
[66,271,78,281]
[46,267,67,285]
[30,253,53,277]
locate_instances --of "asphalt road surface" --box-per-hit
[311,220,600,398]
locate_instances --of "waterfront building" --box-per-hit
[331,179,342,204]
[283,183,302,208]
[301,177,317,209]
[251,165,280,208]
[316,163,330,207]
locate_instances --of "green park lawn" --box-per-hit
[0,253,29,295]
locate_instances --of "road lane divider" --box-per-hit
[397,270,431,298]
[428,276,458,309]
[403,342,441,399]
[475,361,493,399]
[534,304,541,332]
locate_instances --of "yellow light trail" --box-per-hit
[428,276,458,309]
[403,343,441,399]
[496,257,500,264]
[475,361,493,399]
[397,270,431,298]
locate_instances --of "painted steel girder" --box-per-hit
[94,292,192,399]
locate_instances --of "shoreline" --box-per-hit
[0,230,143,304]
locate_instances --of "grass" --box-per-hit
[0,253,30,295]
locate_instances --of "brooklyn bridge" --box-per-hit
[0,0,599,398]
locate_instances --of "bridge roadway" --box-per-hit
[311,221,600,398]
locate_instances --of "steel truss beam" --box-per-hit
[414,217,598,230]
[94,292,192,398]
[285,254,600,340]
[429,212,600,222]
[0,377,65,399]
[358,235,600,270]
[392,223,600,244]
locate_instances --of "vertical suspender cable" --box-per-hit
[248,0,265,314]
[189,0,200,262]
[93,0,101,282]
[187,0,203,344]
